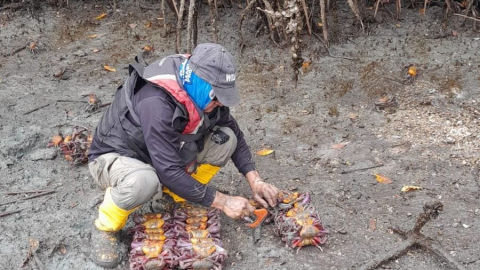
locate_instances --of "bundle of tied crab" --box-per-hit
[47,126,92,165]
[273,192,328,251]
[129,203,226,270]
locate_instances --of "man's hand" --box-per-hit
[246,171,280,209]
[211,192,255,219]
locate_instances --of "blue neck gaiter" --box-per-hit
[179,59,214,110]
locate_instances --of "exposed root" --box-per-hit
[239,0,258,50]
[320,0,328,45]
[186,0,196,52]
[300,0,312,35]
[346,0,364,32]
[161,0,168,37]
[359,202,466,270]
[175,0,185,53]
[208,0,219,43]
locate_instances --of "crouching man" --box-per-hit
[87,43,280,268]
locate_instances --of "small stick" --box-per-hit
[0,207,28,218]
[99,102,111,108]
[300,0,312,35]
[4,190,54,195]
[341,164,384,174]
[454,13,480,22]
[0,190,55,206]
[10,46,26,56]
[23,104,49,115]
[55,100,87,103]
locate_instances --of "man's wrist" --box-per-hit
[211,191,227,211]
[246,171,262,186]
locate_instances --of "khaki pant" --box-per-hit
[89,127,237,210]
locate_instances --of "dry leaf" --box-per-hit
[369,218,376,232]
[419,8,425,14]
[401,186,422,192]
[349,113,358,120]
[256,149,274,156]
[88,34,98,39]
[143,46,152,52]
[92,48,100,53]
[59,245,67,254]
[103,65,116,72]
[452,30,459,37]
[95,13,107,20]
[375,174,393,184]
[331,141,351,149]
[29,238,40,252]
[318,23,323,27]
[395,23,401,28]
[145,21,152,28]
[129,23,137,29]
[302,61,311,69]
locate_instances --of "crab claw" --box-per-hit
[245,209,268,228]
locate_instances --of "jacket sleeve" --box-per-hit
[215,107,256,176]
[136,96,216,207]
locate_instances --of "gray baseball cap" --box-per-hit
[189,43,240,107]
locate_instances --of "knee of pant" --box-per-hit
[112,170,159,210]
[218,127,238,150]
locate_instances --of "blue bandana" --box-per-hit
[179,59,214,110]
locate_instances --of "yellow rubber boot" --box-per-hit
[91,188,137,268]
[163,164,220,202]
[95,187,137,231]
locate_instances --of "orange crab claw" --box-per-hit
[246,209,268,228]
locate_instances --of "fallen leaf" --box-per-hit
[88,34,98,39]
[452,30,459,37]
[95,13,107,20]
[129,23,137,29]
[29,238,39,252]
[302,61,311,69]
[419,8,425,14]
[375,174,393,184]
[349,113,358,121]
[145,21,152,28]
[395,23,401,28]
[401,185,422,192]
[256,149,274,156]
[59,245,67,254]
[318,23,323,27]
[143,46,152,52]
[103,65,116,72]
[369,218,376,232]
[92,48,100,53]
[331,141,351,149]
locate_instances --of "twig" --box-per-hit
[4,190,54,195]
[0,207,28,218]
[23,104,49,115]
[0,2,24,11]
[0,190,55,206]
[312,33,357,60]
[359,202,466,270]
[55,99,87,103]
[341,164,384,174]
[99,102,111,108]
[454,13,480,22]
[10,46,26,56]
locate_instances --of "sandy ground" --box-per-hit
[0,1,479,270]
